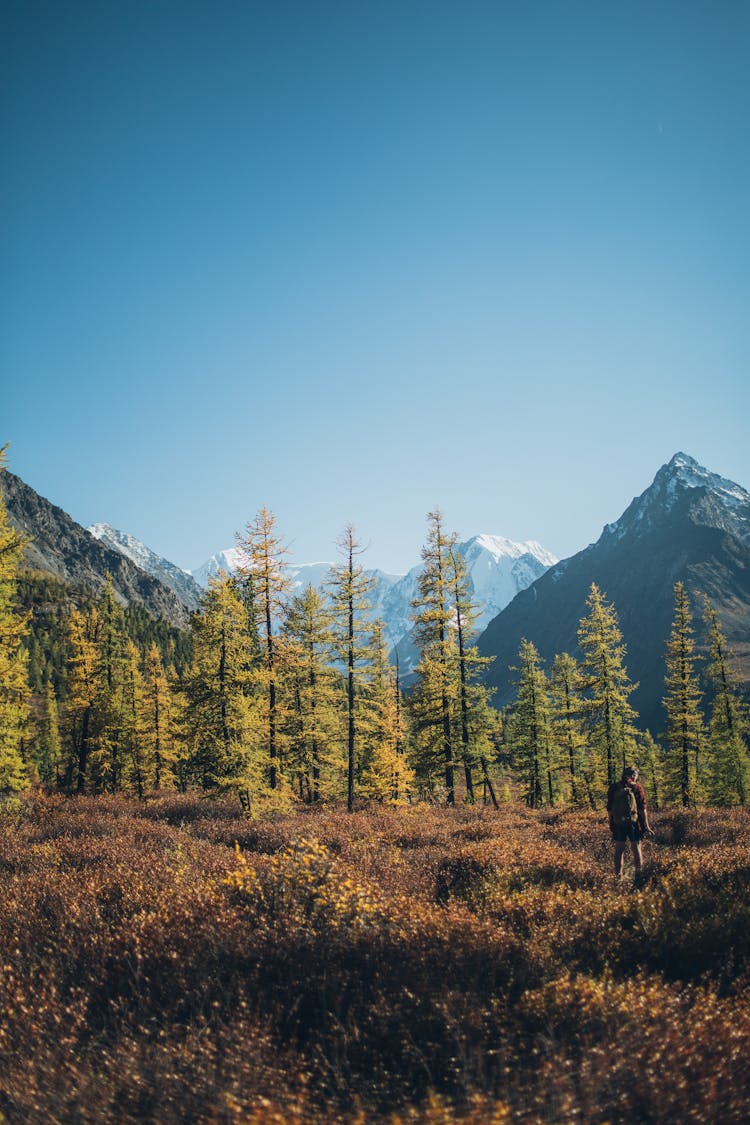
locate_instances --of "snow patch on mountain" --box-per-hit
[188,548,244,587]
[603,452,750,546]
[191,534,558,662]
[89,524,202,610]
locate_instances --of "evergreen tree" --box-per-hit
[0,446,30,795]
[509,639,555,808]
[35,679,62,788]
[181,574,254,792]
[141,643,177,791]
[236,507,290,791]
[328,524,374,811]
[282,584,341,802]
[578,583,639,795]
[121,640,150,799]
[91,576,128,793]
[663,582,705,806]
[550,652,593,808]
[702,596,749,805]
[360,620,414,803]
[65,605,101,792]
[637,730,663,812]
[411,510,458,804]
[447,544,498,807]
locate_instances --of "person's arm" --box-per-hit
[637,784,655,836]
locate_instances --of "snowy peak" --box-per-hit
[189,548,244,588]
[660,452,750,507]
[602,453,750,546]
[189,532,557,666]
[465,534,558,570]
[88,523,203,611]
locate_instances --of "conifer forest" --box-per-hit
[2,448,750,1122]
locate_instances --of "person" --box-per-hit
[606,766,654,882]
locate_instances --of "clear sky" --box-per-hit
[3,1,749,575]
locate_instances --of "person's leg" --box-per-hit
[614,840,627,877]
[631,838,643,874]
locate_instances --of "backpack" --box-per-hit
[611,783,638,825]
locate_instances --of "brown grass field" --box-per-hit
[1,794,750,1123]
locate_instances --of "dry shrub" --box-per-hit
[2,796,750,1122]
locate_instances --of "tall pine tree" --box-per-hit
[282,583,341,802]
[328,524,374,811]
[360,620,413,803]
[411,510,458,804]
[550,652,592,808]
[447,544,498,807]
[0,446,29,795]
[663,581,704,806]
[702,596,748,805]
[236,507,290,791]
[181,574,254,793]
[509,639,554,808]
[578,583,639,796]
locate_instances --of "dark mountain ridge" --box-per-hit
[478,453,750,735]
[1,469,194,630]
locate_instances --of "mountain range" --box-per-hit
[138,534,558,663]
[0,468,558,657]
[3,451,749,737]
[478,453,750,734]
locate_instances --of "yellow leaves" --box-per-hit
[224,836,384,933]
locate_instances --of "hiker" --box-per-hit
[607,766,654,881]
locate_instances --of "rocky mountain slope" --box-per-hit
[477,453,750,734]
[1,471,193,629]
[89,523,202,611]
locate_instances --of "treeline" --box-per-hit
[507,580,750,809]
[1,445,748,810]
[18,573,192,699]
[1,485,501,809]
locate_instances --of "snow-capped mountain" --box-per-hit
[88,523,203,611]
[601,451,750,546]
[478,452,750,734]
[191,534,558,661]
[189,548,245,588]
[0,473,194,629]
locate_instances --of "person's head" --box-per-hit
[622,766,639,783]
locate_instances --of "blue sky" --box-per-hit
[3,1,749,574]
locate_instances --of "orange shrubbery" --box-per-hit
[1,795,750,1122]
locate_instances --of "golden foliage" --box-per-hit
[1,795,750,1121]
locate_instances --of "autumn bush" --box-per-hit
[1,794,750,1122]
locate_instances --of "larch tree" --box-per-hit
[0,446,30,795]
[282,583,340,802]
[65,605,101,793]
[447,544,498,807]
[89,576,128,793]
[577,583,640,795]
[662,581,705,807]
[509,639,555,808]
[35,679,62,788]
[360,620,413,803]
[411,510,458,805]
[549,652,593,808]
[181,574,254,793]
[702,596,748,806]
[141,642,177,791]
[121,639,150,799]
[637,730,663,812]
[236,507,290,792]
[328,524,374,812]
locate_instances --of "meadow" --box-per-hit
[1,795,750,1123]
